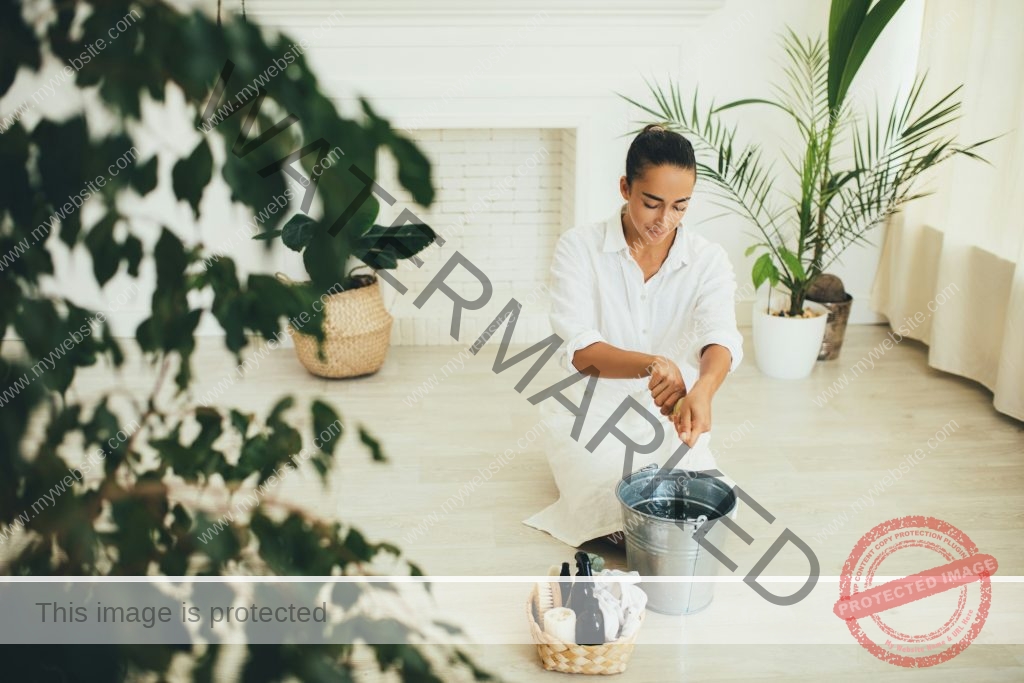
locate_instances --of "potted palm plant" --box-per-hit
[256,213,437,378]
[619,0,992,378]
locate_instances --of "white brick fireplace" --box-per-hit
[374,127,575,345]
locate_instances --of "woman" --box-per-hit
[523,124,744,548]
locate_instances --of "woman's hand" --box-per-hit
[670,381,712,448]
[648,355,687,415]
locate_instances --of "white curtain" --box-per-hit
[871,0,1024,421]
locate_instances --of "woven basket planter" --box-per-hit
[289,279,393,378]
[526,582,645,675]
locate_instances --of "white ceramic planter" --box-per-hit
[751,296,829,379]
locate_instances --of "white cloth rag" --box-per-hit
[593,569,648,641]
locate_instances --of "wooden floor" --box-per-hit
[6,324,1024,680]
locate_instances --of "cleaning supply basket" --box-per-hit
[525,582,645,675]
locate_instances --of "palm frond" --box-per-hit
[818,75,993,270]
[617,33,992,303]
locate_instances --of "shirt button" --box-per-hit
[640,293,647,301]
[642,328,648,334]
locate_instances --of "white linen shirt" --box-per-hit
[548,202,744,396]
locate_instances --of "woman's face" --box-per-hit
[619,163,696,246]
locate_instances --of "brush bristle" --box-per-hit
[535,581,555,615]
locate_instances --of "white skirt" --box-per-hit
[523,380,721,548]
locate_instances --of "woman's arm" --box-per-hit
[572,343,688,415]
[570,342,658,379]
[693,343,731,395]
[671,343,732,447]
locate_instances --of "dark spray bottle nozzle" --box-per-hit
[559,562,571,607]
[574,551,593,577]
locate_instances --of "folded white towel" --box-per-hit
[596,568,642,602]
[592,569,647,639]
[595,589,622,641]
[592,569,647,640]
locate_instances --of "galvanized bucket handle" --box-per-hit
[635,463,711,534]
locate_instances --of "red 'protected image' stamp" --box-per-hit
[834,516,997,668]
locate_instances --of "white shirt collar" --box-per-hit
[602,202,689,269]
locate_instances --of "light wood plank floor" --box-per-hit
[5,324,1023,680]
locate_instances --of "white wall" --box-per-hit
[2,0,925,340]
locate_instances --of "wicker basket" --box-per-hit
[526,582,645,675]
[289,278,393,378]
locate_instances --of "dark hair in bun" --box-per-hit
[625,123,697,185]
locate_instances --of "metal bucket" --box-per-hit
[615,464,738,615]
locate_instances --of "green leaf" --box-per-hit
[837,0,907,110]
[360,97,435,207]
[13,298,109,395]
[744,244,760,257]
[712,98,790,115]
[172,140,213,218]
[230,409,252,437]
[281,214,318,252]
[137,229,204,390]
[389,135,435,207]
[343,527,374,562]
[123,236,143,277]
[0,359,45,465]
[251,229,283,241]
[455,649,496,681]
[32,117,89,245]
[194,407,224,452]
[778,246,807,282]
[100,320,124,368]
[154,227,187,293]
[250,513,337,575]
[221,149,290,232]
[170,503,192,536]
[303,224,350,292]
[131,156,158,196]
[190,511,240,570]
[205,257,247,353]
[355,220,436,270]
[84,212,120,286]
[311,400,343,455]
[828,0,870,110]
[243,274,301,341]
[358,426,386,462]
[752,253,774,290]
[0,1,41,98]
[0,118,34,226]
[268,396,295,426]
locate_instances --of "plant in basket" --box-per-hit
[255,212,438,378]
